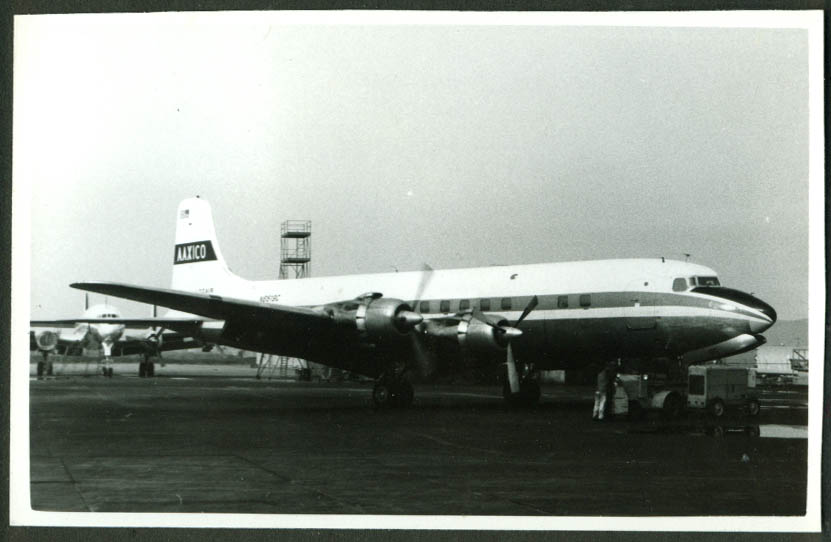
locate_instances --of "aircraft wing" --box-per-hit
[111,332,203,356]
[69,281,332,332]
[31,317,208,336]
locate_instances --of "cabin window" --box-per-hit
[501,297,512,310]
[672,278,688,292]
[459,299,470,311]
[557,295,568,309]
[689,277,697,286]
[697,276,720,286]
[419,301,430,313]
[440,300,450,313]
[579,294,591,307]
[480,299,491,311]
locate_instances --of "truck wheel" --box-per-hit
[709,399,726,418]
[746,398,760,417]
[628,400,644,420]
[661,392,682,420]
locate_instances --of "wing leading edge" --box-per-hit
[69,281,333,333]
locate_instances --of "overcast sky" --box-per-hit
[15,13,816,321]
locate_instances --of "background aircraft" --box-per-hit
[72,197,776,406]
[30,294,205,377]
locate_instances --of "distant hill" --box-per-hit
[762,319,809,348]
[725,319,809,368]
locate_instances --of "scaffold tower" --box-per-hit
[279,220,311,279]
[255,219,313,380]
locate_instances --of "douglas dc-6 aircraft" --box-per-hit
[31,294,203,377]
[71,197,776,407]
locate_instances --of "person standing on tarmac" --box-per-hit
[605,359,620,419]
[592,364,610,421]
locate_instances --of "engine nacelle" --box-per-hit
[35,330,59,352]
[358,297,417,339]
[456,314,510,355]
[329,294,422,345]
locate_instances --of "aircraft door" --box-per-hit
[625,278,656,330]
[623,278,663,358]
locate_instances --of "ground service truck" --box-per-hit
[613,364,760,419]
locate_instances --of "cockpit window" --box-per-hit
[696,276,720,286]
[672,278,687,292]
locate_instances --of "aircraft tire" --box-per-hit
[46,362,54,376]
[147,362,155,377]
[36,361,45,378]
[502,381,539,408]
[372,381,394,409]
[107,367,114,378]
[520,380,541,405]
[395,381,414,408]
[139,362,146,378]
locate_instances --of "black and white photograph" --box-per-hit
[10,10,823,532]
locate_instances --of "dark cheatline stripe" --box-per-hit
[408,290,766,321]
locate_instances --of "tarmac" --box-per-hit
[28,366,808,517]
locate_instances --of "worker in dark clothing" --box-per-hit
[604,359,620,419]
[592,365,610,420]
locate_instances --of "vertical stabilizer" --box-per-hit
[171,197,247,293]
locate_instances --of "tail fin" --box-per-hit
[171,197,247,293]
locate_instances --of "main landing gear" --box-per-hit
[139,354,156,378]
[503,378,541,407]
[502,363,541,408]
[36,353,54,379]
[101,357,114,378]
[372,374,414,409]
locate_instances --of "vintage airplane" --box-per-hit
[71,197,776,407]
[30,295,204,377]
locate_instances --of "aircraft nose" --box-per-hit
[749,298,777,333]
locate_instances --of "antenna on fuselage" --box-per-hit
[84,293,89,311]
[684,253,691,262]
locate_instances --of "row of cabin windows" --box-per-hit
[417,294,592,314]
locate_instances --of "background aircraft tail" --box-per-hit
[171,197,248,293]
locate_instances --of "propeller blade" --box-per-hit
[505,342,520,394]
[471,308,502,329]
[515,295,539,327]
[412,264,434,310]
[410,332,436,379]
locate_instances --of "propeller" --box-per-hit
[409,264,437,378]
[472,295,538,394]
[412,264,434,312]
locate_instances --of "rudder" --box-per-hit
[171,197,245,293]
